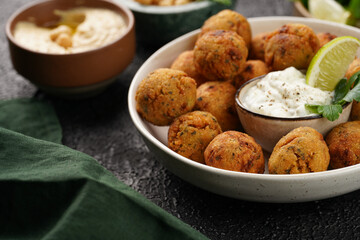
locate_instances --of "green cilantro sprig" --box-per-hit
[305,70,360,121]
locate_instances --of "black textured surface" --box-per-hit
[2,1,360,239]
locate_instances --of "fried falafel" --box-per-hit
[317,32,337,47]
[195,81,240,131]
[249,32,269,61]
[204,131,265,173]
[168,111,222,163]
[326,121,360,169]
[199,9,252,49]
[345,57,360,79]
[136,68,197,126]
[268,127,330,174]
[194,30,248,81]
[171,50,208,86]
[265,23,320,71]
[233,60,270,88]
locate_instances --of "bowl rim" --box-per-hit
[293,1,312,18]
[128,16,360,181]
[235,74,352,121]
[5,0,135,56]
[119,0,213,14]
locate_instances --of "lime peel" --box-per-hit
[306,36,360,91]
[309,0,351,24]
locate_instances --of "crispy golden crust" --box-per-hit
[233,60,270,89]
[199,9,252,49]
[195,81,240,131]
[326,121,360,169]
[265,24,320,71]
[351,101,360,121]
[345,57,360,79]
[194,30,248,81]
[268,127,330,174]
[171,50,208,87]
[249,32,269,61]
[135,68,196,126]
[168,111,222,163]
[204,131,265,173]
[317,32,337,48]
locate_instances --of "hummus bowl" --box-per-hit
[6,0,135,98]
[128,16,360,203]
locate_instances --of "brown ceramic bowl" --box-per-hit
[235,75,352,153]
[6,0,135,98]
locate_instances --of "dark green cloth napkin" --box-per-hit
[0,99,62,143]
[0,99,208,240]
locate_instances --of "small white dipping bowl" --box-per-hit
[235,76,353,153]
[128,16,360,203]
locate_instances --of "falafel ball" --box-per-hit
[268,127,330,174]
[204,131,265,173]
[168,111,222,163]
[265,24,320,71]
[249,32,270,60]
[171,50,208,86]
[345,57,360,79]
[135,68,197,126]
[351,101,360,121]
[194,30,248,81]
[233,60,270,89]
[195,81,240,131]
[317,32,337,47]
[326,121,360,169]
[199,9,252,49]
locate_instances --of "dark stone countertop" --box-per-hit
[2,0,360,239]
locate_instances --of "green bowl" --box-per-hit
[120,0,237,46]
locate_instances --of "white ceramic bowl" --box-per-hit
[235,76,353,153]
[128,16,360,203]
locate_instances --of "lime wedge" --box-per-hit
[306,36,360,91]
[309,0,351,24]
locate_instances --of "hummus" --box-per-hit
[241,67,334,117]
[13,7,126,54]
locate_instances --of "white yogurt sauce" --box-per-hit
[241,67,334,117]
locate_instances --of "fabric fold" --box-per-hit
[0,99,208,240]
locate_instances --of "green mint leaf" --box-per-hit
[305,104,321,114]
[305,71,360,122]
[347,69,360,87]
[341,70,360,103]
[333,78,349,104]
[318,104,343,121]
[343,79,360,102]
[305,104,343,121]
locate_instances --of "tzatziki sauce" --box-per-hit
[241,67,334,117]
